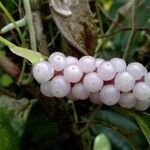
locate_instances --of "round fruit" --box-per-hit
[32,61,54,83]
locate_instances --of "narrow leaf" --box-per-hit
[9,45,44,65]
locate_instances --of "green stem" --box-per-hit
[0,36,15,47]
[75,106,100,135]
[23,0,37,51]
[0,2,25,45]
[1,17,26,34]
[123,0,136,60]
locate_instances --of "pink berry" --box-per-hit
[99,84,121,106]
[97,61,116,81]
[32,61,54,83]
[63,64,83,83]
[135,100,150,111]
[65,56,78,66]
[40,81,53,97]
[144,72,150,85]
[119,92,137,109]
[89,92,102,105]
[79,56,96,73]
[83,72,103,92]
[95,58,105,68]
[126,62,147,80]
[133,82,150,101]
[114,72,135,92]
[110,58,126,73]
[72,83,90,100]
[49,53,66,71]
[50,75,71,97]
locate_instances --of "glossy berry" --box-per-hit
[110,58,126,73]
[126,62,147,80]
[97,61,116,81]
[63,64,83,83]
[40,81,53,97]
[89,92,102,105]
[32,61,54,83]
[135,100,150,111]
[133,82,150,101]
[144,72,150,85]
[83,72,103,92]
[99,84,121,106]
[95,58,105,68]
[50,75,71,97]
[79,56,96,73]
[49,53,66,71]
[65,56,78,66]
[72,83,90,100]
[119,92,137,109]
[114,72,135,92]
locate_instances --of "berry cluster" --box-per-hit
[32,52,150,111]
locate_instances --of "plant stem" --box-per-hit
[23,0,37,51]
[123,0,136,60]
[1,17,26,34]
[0,2,25,45]
[75,106,100,135]
[0,36,15,47]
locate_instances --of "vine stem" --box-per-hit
[0,2,25,46]
[1,17,26,34]
[23,0,37,51]
[75,105,100,135]
[123,0,136,60]
[0,36,15,47]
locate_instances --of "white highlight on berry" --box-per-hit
[72,83,90,100]
[32,61,54,83]
[50,75,71,98]
[65,56,79,66]
[97,61,116,81]
[135,100,150,111]
[63,64,83,83]
[133,82,150,101]
[110,58,126,73]
[95,58,105,68]
[49,53,66,71]
[99,84,121,105]
[79,56,96,73]
[114,72,135,92]
[126,62,147,80]
[40,81,53,97]
[89,92,102,105]
[83,72,103,92]
[144,72,150,85]
[119,92,137,109]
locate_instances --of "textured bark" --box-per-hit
[49,0,98,56]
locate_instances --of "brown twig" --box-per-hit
[123,0,136,60]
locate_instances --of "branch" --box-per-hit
[123,0,136,60]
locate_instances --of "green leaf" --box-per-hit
[113,107,150,146]
[0,74,13,87]
[95,110,138,132]
[0,108,22,150]
[0,96,37,150]
[93,133,111,150]
[129,112,150,145]
[9,45,44,65]
[0,36,44,64]
[91,124,133,150]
